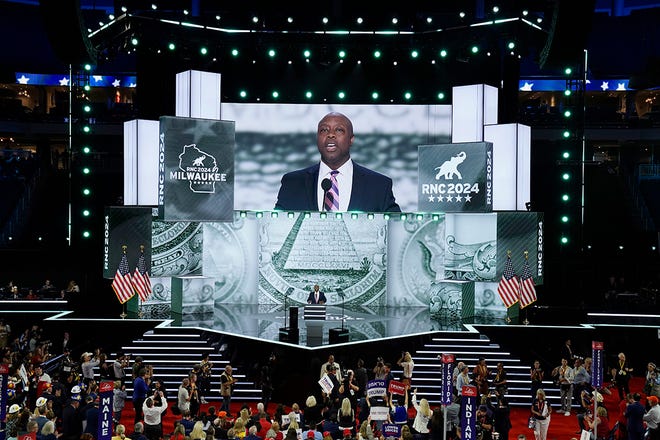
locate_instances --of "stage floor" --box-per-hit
[136,302,510,348]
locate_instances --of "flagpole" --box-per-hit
[120,302,127,319]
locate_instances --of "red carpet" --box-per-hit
[118,378,645,439]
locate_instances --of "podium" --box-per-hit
[304,305,326,320]
[304,305,326,346]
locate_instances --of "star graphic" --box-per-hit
[616,83,626,91]
[455,195,463,202]
[17,75,30,84]
[446,195,453,202]
[93,75,104,82]
[428,195,435,202]
[600,81,609,91]
[112,79,121,87]
[520,82,534,91]
[438,195,444,202]
[465,194,472,202]
[59,77,69,86]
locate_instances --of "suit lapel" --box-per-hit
[306,164,320,211]
[347,162,363,211]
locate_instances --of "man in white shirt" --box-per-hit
[177,377,191,414]
[320,354,341,379]
[143,392,167,440]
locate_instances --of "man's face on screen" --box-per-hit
[317,114,353,169]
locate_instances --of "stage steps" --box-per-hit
[116,326,262,404]
[392,331,565,408]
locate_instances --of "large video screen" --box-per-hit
[221,103,452,212]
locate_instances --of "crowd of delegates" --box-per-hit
[0,279,80,300]
[6,322,660,440]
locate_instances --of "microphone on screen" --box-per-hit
[321,178,332,211]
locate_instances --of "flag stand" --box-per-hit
[120,303,127,319]
[523,308,529,325]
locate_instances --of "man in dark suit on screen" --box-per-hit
[307,284,327,305]
[274,112,401,213]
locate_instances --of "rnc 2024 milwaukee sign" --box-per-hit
[417,142,493,213]
[158,116,235,222]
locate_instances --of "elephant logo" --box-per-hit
[192,156,206,167]
[434,151,466,180]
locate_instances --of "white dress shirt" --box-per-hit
[317,160,354,211]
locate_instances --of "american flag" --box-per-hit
[497,254,520,308]
[132,250,152,302]
[519,258,537,308]
[112,250,135,304]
